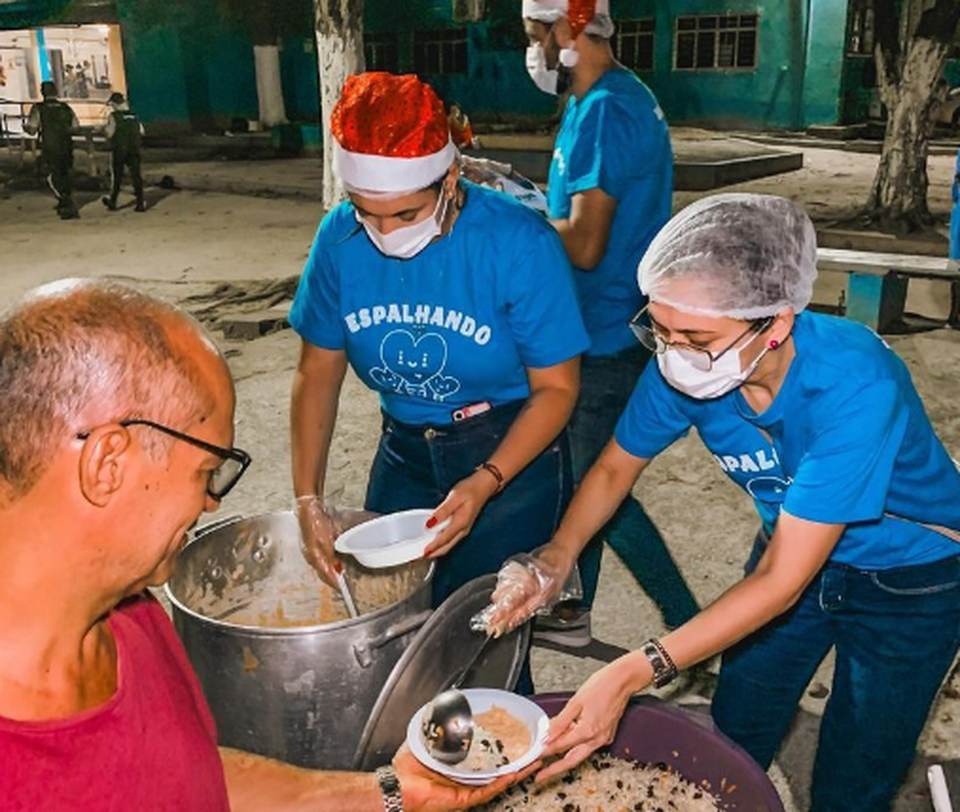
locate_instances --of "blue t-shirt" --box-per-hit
[290,182,590,425]
[615,312,960,569]
[548,68,673,357]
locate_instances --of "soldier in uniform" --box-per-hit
[101,92,146,212]
[23,80,80,220]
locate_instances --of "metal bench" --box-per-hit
[817,248,960,331]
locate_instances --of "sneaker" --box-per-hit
[134,201,146,212]
[533,607,592,648]
[101,196,117,211]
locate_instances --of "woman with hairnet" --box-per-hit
[480,193,960,811]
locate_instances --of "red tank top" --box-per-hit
[0,594,230,812]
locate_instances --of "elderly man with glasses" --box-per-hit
[0,279,529,812]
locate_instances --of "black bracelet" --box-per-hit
[640,637,679,688]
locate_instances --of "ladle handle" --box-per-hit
[336,571,359,619]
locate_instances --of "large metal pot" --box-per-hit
[165,511,433,770]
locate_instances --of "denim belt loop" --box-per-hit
[819,567,846,612]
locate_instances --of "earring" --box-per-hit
[769,339,780,350]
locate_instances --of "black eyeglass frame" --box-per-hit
[76,418,252,500]
[629,304,774,372]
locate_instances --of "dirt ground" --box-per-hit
[2,137,960,811]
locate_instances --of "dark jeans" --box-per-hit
[108,148,144,205]
[569,345,700,629]
[712,533,960,812]
[364,400,573,607]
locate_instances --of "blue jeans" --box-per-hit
[712,533,960,812]
[570,346,700,628]
[364,400,573,607]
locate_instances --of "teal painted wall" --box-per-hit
[364,0,556,119]
[280,36,320,122]
[608,0,844,129]
[117,1,260,132]
[363,0,848,129]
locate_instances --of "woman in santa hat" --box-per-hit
[289,72,589,612]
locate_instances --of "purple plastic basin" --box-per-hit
[532,693,784,812]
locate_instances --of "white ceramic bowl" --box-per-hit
[407,688,549,786]
[334,509,450,568]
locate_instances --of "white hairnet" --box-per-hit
[638,193,818,320]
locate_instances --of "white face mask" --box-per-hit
[657,330,770,400]
[357,190,449,259]
[525,45,559,95]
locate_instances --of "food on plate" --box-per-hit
[459,706,532,772]
[470,754,724,811]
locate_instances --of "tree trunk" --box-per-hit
[314,0,365,211]
[867,36,948,228]
[254,44,289,128]
[866,0,960,229]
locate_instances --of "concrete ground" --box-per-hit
[2,135,960,810]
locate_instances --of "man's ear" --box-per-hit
[79,426,132,507]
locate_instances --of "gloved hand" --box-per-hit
[460,154,514,185]
[295,498,379,588]
[470,545,582,638]
[295,495,341,588]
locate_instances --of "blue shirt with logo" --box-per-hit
[615,312,960,569]
[290,182,590,425]
[548,68,673,357]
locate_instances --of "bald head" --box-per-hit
[0,279,229,503]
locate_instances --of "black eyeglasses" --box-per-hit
[76,419,252,500]
[630,305,773,372]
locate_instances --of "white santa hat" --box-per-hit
[331,72,459,197]
[522,0,614,38]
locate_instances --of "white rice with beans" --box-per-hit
[471,753,723,811]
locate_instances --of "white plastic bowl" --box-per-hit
[334,509,450,568]
[407,688,549,786]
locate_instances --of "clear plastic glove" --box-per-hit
[470,545,582,638]
[295,496,378,587]
[460,154,513,184]
[460,155,549,216]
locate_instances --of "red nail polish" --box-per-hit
[334,561,344,574]
[426,517,437,529]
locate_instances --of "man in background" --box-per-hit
[522,0,700,646]
[23,80,80,220]
[101,91,146,213]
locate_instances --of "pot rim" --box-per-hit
[163,512,435,638]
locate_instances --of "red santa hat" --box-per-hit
[331,72,459,196]
[521,0,609,39]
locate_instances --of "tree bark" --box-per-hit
[314,0,365,210]
[254,44,289,128]
[866,0,960,229]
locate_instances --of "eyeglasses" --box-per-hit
[630,305,772,373]
[76,419,252,500]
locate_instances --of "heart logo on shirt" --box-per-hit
[370,330,462,402]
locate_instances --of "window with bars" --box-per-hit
[615,19,655,72]
[364,32,399,74]
[847,0,875,56]
[413,28,468,75]
[675,14,758,71]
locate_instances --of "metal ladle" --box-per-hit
[421,633,497,764]
[422,688,474,765]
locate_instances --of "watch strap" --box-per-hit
[640,637,679,688]
[375,764,404,812]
